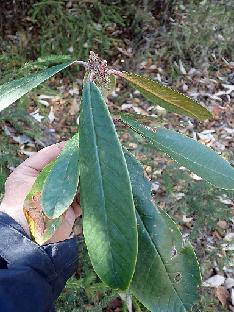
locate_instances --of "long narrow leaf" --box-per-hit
[0,61,75,112]
[79,82,137,290]
[122,116,234,190]
[122,72,212,120]
[41,133,80,219]
[124,150,201,312]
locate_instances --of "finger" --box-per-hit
[71,194,81,217]
[71,201,82,218]
[16,141,66,173]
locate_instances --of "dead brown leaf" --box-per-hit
[217,220,229,230]
[215,286,229,307]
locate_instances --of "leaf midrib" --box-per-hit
[87,83,118,284]
[137,212,186,311]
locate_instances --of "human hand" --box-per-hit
[0,142,81,243]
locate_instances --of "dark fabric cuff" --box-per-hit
[0,212,79,298]
[44,238,79,298]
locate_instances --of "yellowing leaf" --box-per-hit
[24,161,62,245]
[122,72,212,120]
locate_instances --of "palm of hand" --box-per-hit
[0,142,81,243]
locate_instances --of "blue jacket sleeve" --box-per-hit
[0,212,79,312]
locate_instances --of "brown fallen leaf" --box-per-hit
[217,220,229,230]
[69,98,80,115]
[215,286,229,307]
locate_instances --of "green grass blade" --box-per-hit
[124,150,201,312]
[122,72,212,121]
[79,81,137,290]
[41,133,80,219]
[122,116,234,190]
[0,61,75,112]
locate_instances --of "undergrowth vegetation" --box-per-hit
[29,0,125,59]
[56,237,118,312]
[2,1,233,71]
[157,0,234,69]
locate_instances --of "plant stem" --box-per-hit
[75,61,88,68]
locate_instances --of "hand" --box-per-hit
[0,142,81,243]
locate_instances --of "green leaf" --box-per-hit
[0,61,75,112]
[122,72,212,120]
[41,133,80,219]
[124,150,201,312]
[122,116,234,190]
[24,161,63,245]
[79,81,137,290]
